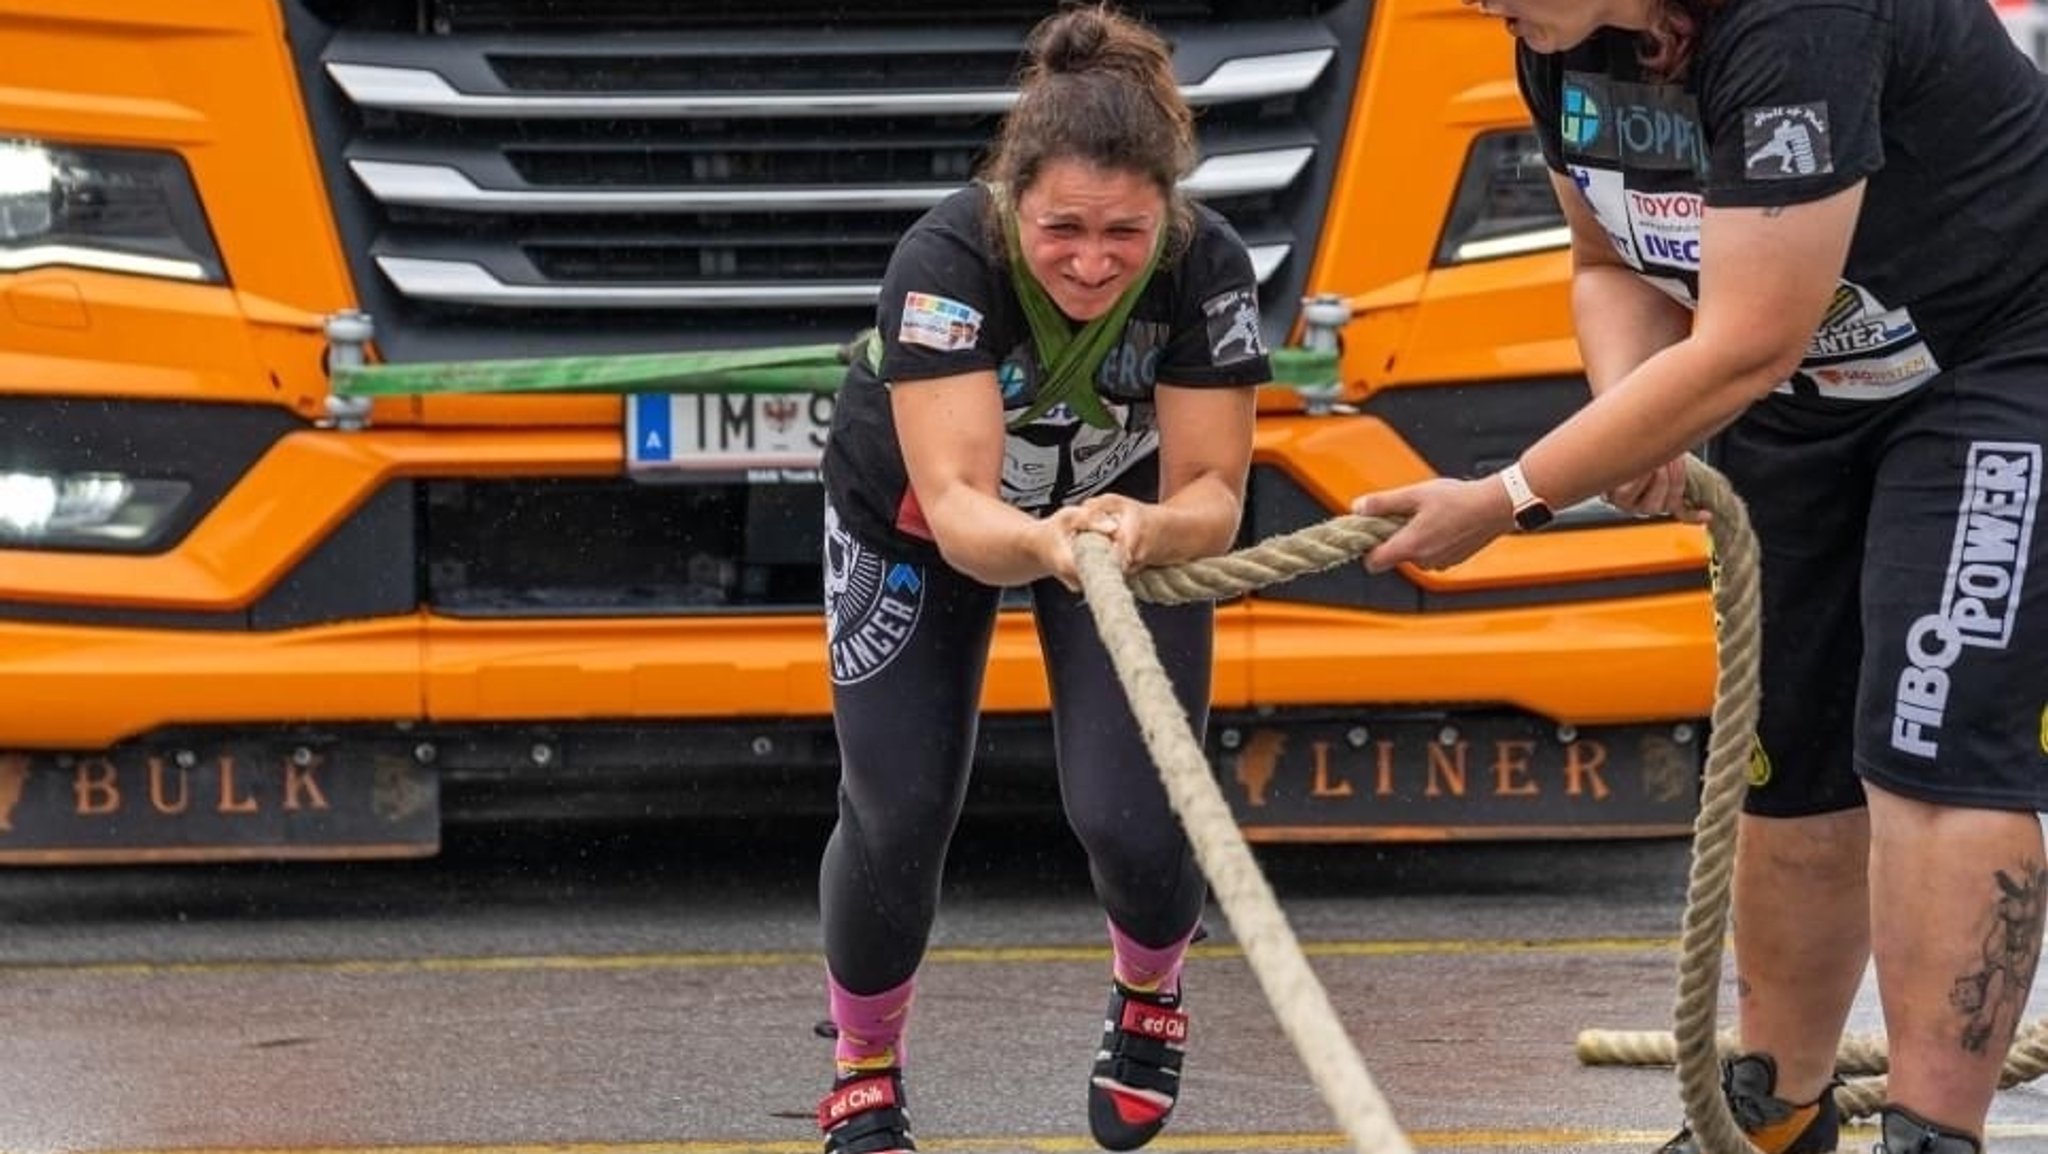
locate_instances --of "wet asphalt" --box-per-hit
[2,813,2047,1153]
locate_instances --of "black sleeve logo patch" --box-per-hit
[1742,103,1833,179]
[1202,287,1266,366]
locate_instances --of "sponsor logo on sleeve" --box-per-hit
[1202,287,1266,366]
[1743,103,1833,179]
[898,291,983,351]
[1891,443,2040,758]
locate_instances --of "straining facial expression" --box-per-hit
[1014,159,1166,323]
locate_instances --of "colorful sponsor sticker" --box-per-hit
[1743,103,1833,180]
[1624,187,1704,270]
[898,291,983,352]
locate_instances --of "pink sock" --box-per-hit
[827,971,914,1075]
[1108,919,1195,997]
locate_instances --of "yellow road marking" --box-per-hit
[0,935,1679,979]
[58,1124,2048,1154]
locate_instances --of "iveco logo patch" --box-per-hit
[824,504,925,685]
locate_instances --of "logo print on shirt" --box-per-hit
[1561,82,1604,150]
[1202,287,1266,366]
[1565,75,1704,172]
[823,503,926,686]
[1743,103,1833,179]
[997,358,1029,403]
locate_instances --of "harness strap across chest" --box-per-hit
[991,182,1165,431]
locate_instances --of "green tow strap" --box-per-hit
[993,183,1163,431]
[329,338,1333,398]
[330,342,849,398]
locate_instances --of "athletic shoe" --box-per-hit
[1088,981,1188,1151]
[1875,1104,1982,1153]
[1655,1053,1838,1154]
[818,1068,915,1154]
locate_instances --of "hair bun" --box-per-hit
[1029,6,1111,74]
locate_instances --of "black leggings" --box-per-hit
[820,513,1213,994]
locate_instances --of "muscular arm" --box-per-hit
[1519,181,1865,508]
[1135,382,1258,566]
[890,372,1075,587]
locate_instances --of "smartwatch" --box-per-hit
[1499,462,1555,532]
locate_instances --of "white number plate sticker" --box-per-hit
[627,392,835,473]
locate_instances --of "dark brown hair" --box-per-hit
[981,3,1195,244]
[1638,0,1729,82]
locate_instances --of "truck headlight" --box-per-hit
[1436,129,1569,265]
[0,138,225,283]
[0,471,193,550]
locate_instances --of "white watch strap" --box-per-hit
[1499,461,1541,510]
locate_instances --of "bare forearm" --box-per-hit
[1520,337,1780,508]
[923,485,1060,587]
[1573,264,1693,395]
[1141,474,1244,566]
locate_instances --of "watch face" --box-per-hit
[1515,502,1555,531]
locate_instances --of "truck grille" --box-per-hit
[283,0,1367,362]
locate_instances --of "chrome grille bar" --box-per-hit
[350,148,1315,213]
[379,243,1294,308]
[328,50,1333,119]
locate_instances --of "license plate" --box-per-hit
[627,392,836,473]
[1220,716,1701,841]
[0,744,438,864]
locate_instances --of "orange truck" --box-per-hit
[0,0,1726,863]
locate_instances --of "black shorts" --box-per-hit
[1715,350,2048,816]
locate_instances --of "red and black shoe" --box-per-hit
[817,1069,915,1154]
[1088,982,1188,1151]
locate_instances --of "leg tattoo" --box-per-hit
[1949,860,2047,1054]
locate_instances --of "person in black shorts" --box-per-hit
[1350,1,2048,1151]
[812,5,1269,1153]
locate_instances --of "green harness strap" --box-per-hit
[993,183,1164,431]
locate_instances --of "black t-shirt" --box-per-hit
[1518,0,2048,399]
[822,185,1271,561]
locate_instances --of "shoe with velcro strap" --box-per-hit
[817,1069,915,1154]
[1655,1052,1838,1154]
[1088,981,1189,1151]
[1875,1104,1982,1154]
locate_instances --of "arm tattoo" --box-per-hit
[1762,206,1787,218]
[1949,860,2048,1054]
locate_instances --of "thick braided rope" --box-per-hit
[1123,457,1762,1152]
[1577,1017,2048,1119]
[1075,532,1415,1154]
[1569,465,2048,1134]
[1088,457,1765,1152]
[1663,458,1766,1154]
[1128,514,1406,604]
